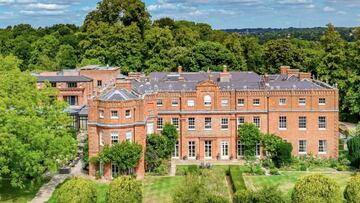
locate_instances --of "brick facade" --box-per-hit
[35,65,339,179]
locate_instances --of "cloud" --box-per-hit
[27,3,68,10]
[323,6,335,12]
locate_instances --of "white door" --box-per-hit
[221,141,229,159]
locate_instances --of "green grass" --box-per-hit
[143,176,184,203]
[47,181,109,203]
[0,179,47,203]
[244,171,353,200]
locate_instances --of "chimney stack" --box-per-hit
[280,66,291,75]
[177,66,183,73]
[116,78,132,91]
[220,65,231,82]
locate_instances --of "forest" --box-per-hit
[0,0,359,122]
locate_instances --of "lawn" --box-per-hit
[143,176,184,203]
[0,179,48,203]
[244,171,353,199]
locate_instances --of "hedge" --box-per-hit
[344,173,360,203]
[57,177,97,203]
[229,166,247,192]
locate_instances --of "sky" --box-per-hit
[0,0,359,29]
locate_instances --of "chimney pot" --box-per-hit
[177,66,183,73]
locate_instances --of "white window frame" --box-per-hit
[188,118,195,130]
[318,116,326,130]
[279,98,287,105]
[237,117,245,129]
[171,100,179,107]
[237,98,245,106]
[188,141,196,159]
[255,143,261,157]
[125,110,131,118]
[204,117,212,130]
[147,122,154,135]
[204,141,212,159]
[221,118,229,130]
[253,98,260,106]
[279,116,287,130]
[253,116,261,128]
[318,140,327,154]
[204,95,212,106]
[298,98,306,105]
[111,164,120,179]
[110,111,118,119]
[156,99,163,107]
[221,99,229,107]
[126,131,132,142]
[298,116,307,130]
[99,130,104,146]
[299,140,307,154]
[187,99,195,107]
[111,132,119,145]
[171,118,179,129]
[157,117,163,130]
[319,98,326,105]
[237,140,245,158]
[99,110,104,118]
[220,141,229,159]
[172,141,180,158]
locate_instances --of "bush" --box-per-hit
[247,163,265,175]
[261,158,275,169]
[269,167,280,175]
[344,173,360,203]
[347,136,360,168]
[234,189,254,203]
[106,176,142,203]
[253,186,287,203]
[272,142,293,167]
[153,159,169,175]
[292,174,342,203]
[205,193,229,203]
[229,166,246,191]
[57,177,96,203]
[186,165,200,175]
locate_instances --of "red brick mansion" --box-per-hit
[34,65,339,179]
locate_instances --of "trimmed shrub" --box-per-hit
[344,173,360,203]
[348,136,360,168]
[57,177,96,203]
[229,166,246,191]
[205,193,229,203]
[292,174,342,203]
[106,176,142,203]
[254,186,287,203]
[234,189,254,203]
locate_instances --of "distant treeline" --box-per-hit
[224,27,357,42]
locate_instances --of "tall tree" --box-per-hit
[84,0,150,37]
[317,23,347,87]
[0,57,77,188]
[264,39,304,74]
[56,45,77,69]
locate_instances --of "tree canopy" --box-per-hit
[0,56,77,188]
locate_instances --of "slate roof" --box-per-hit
[99,89,139,101]
[132,71,332,93]
[36,76,93,82]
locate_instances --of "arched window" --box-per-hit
[204,95,212,106]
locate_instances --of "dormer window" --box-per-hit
[204,95,212,106]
